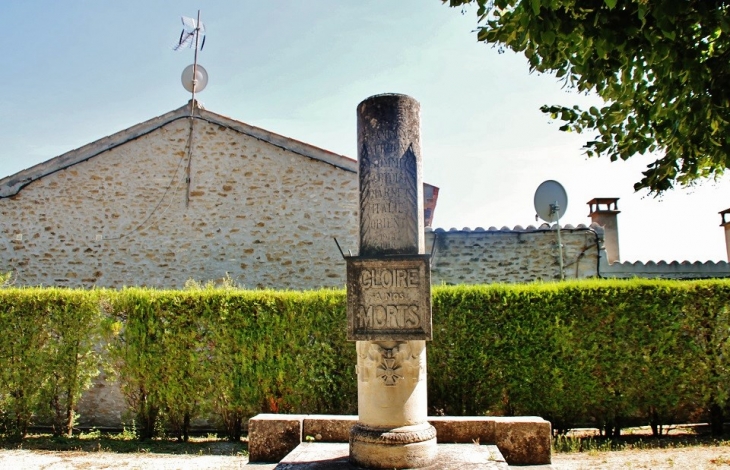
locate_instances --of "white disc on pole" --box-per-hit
[181,64,208,93]
[534,180,568,223]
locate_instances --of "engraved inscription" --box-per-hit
[359,145,420,255]
[356,305,420,329]
[367,130,402,155]
[360,267,420,288]
[347,257,432,341]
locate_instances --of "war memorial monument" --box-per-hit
[246,94,551,468]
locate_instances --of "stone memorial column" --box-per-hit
[348,94,437,469]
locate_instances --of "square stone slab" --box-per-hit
[247,414,552,466]
[246,442,509,469]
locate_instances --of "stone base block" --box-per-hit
[430,416,551,465]
[349,423,437,469]
[247,414,551,466]
[491,416,552,466]
[248,414,305,463]
[428,415,496,444]
[303,415,357,442]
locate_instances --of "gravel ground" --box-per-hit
[2,447,730,469]
[0,449,249,469]
[551,446,730,469]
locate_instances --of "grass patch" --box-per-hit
[0,431,247,456]
[553,426,730,454]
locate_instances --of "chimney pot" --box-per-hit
[720,208,730,262]
[588,197,621,263]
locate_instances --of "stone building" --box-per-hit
[1,102,364,290]
[1,102,729,289]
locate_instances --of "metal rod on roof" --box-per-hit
[551,202,565,281]
[185,118,194,208]
[191,10,201,113]
[185,10,203,207]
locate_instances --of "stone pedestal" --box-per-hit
[267,442,509,469]
[350,341,436,468]
[348,94,436,469]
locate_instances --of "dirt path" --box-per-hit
[551,446,730,469]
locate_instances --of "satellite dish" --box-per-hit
[534,180,568,223]
[181,64,208,93]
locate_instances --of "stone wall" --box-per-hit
[0,116,359,290]
[427,225,603,284]
[3,103,726,293]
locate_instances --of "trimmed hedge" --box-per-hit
[0,280,729,440]
[429,280,730,436]
[0,289,105,439]
[106,288,355,441]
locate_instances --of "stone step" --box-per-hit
[245,442,509,469]
[247,414,552,466]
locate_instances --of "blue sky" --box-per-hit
[1,1,729,262]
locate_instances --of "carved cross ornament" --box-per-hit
[356,341,424,386]
[378,349,403,386]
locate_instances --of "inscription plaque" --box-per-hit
[347,255,432,341]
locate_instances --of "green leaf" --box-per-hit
[661,29,676,40]
[530,0,541,16]
[542,30,556,45]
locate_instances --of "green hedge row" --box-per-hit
[429,280,730,436]
[106,288,354,441]
[0,280,728,441]
[0,289,105,439]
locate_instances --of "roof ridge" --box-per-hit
[0,102,358,198]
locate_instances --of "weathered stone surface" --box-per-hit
[248,414,305,463]
[303,415,356,443]
[492,416,552,466]
[357,94,424,256]
[0,115,359,291]
[428,416,497,444]
[347,255,431,341]
[427,227,601,283]
[429,416,551,465]
[249,442,508,469]
[350,93,436,469]
[246,414,551,466]
[74,372,126,428]
[349,431,438,469]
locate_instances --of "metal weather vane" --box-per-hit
[174,11,208,107]
[174,10,208,207]
[175,13,206,52]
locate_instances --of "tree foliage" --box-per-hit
[447,0,730,193]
